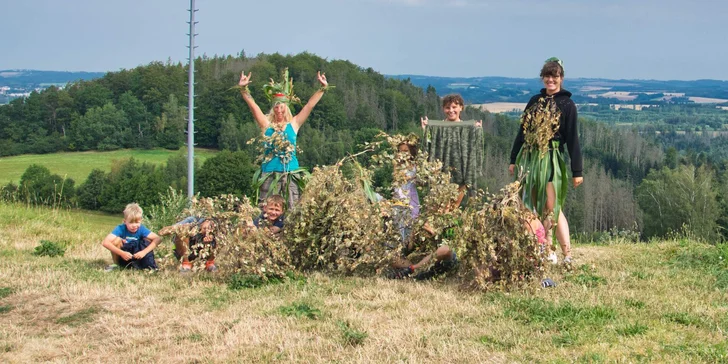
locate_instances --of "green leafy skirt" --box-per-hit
[253,168,310,209]
[514,143,568,222]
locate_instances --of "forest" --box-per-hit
[1,52,727,243]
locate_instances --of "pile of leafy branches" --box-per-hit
[156,194,292,278]
[452,181,547,291]
[284,162,400,275]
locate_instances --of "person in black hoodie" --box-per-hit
[508,57,583,264]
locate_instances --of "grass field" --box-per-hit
[0,203,726,362]
[0,148,218,185]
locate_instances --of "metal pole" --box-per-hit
[187,0,198,200]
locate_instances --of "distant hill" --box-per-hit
[388,74,728,105]
[0,69,105,87]
[0,69,106,103]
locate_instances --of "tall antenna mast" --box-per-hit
[186,0,198,200]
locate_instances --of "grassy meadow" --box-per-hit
[0,203,727,363]
[0,148,217,185]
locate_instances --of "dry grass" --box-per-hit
[0,203,727,363]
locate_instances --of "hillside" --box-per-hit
[0,204,725,362]
[390,74,728,105]
[0,148,216,185]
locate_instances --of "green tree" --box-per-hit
[637,164,720,241]
[77,169,107,210]
[197,150,256,198]
[154,94,186,149]
[70,103,126,151]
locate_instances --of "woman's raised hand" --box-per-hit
[420,116,429,130]
[317,71,328,87]
[239,71,252,87]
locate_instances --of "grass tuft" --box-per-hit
[278,302,322,320]
[616,322,648,337]
[662,312,706,327]
[0,287,13,299]
[337,320,368,346]
[33,239,67,257]
[477,335,515,350]
[504,296,616,330]
[623,298,645,309]
[227,273,285,290]
[565,264,607,287]
[56,306,102,327]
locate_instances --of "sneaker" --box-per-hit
[548,252,558,264]
[563,256,573,265]
[541,278,557,288]
[385,266,413,279]
[205,260,217,272]
[179,262,192,273]
[104,264,119,272]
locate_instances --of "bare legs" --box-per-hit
[544,182,572,259]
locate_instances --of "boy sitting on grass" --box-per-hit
[159,217,218,273]
[102,203,161,271]
[252,194,286,235]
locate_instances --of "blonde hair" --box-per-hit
[266,195,286,210]
[266,102,294,125]
[123,203,143,222]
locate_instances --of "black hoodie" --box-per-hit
[509,88,583,178]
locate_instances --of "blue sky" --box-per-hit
[1,0,726,80]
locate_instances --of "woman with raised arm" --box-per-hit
[509,57,583,264]
[238,68,330,208]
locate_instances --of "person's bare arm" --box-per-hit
[239,71,270,131]
[291,71,328,133]
[102,234,132,261]
[133,232,161,260]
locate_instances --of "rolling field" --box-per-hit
[0,203,726,362]
[0,148,217,185]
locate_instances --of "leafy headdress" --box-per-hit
[544,57,564,73]
[262,68,301,107]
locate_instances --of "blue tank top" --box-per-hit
[261,123,300,172]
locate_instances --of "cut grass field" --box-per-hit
[0,203,726,362]
[0,148,217,185]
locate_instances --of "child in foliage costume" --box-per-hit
[509,58,583,264]
[238,68,331,208]
[420,94,484,207]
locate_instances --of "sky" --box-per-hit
[1,0,726,80]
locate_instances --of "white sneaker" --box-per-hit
[548,252,558,264]
[563,256,573,264]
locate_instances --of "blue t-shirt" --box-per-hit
[111,223,156,269]
[111,223,151,246]
[261,123,300,172]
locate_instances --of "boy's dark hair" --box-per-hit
[540,61,564,78]
[442,94,464,108]
[266,195,286,209]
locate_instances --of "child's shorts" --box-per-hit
[120,239,158,270]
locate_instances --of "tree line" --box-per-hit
[1,52,727,242]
